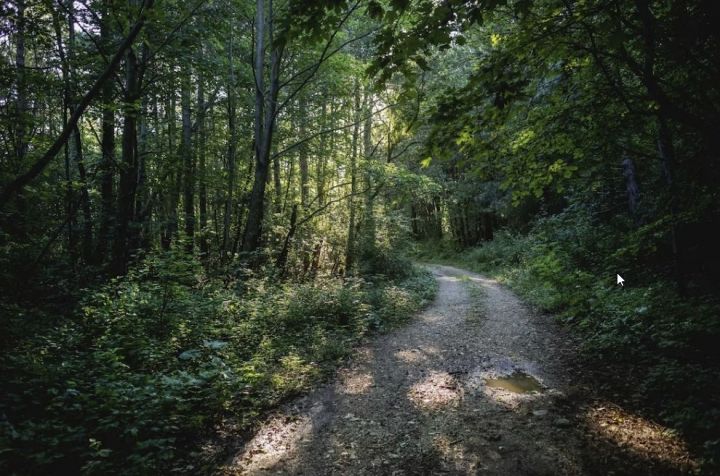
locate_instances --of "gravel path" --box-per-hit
[224,264,589,475]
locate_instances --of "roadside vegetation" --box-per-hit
[2,250,435,473]
[414,220,720,470]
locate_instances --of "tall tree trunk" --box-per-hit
[53,2,76,259]
[73,125,92,262]
[162,84,181,251]
[634,0,686,294]
[97,0,116,263]
[242,0,283,254]
[14,0,28,170]
[181,66,194,252]
[298,95,309,208]
[360,88,376,259]
[134,91,150,250]
[67,2,92,263]
[345,81,361,272]
[316,101,328,206]
[222,31,237,255]
[197,69,208,255]
[112,45,140,274]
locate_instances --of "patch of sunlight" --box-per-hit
[338,370,374,395]
[231,403,324,472]
[271,354,318,394]
[510,128,536,152]
[467,275,498,286]
[395,345,442,364]
[584,404,698,471]
[408,371,463,411]
[432,434,483,472]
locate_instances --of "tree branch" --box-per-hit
[0,0,154,210]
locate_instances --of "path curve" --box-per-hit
[224,264,587,475]
[222,265,697,476]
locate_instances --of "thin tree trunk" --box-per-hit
[276,203,297,275]
[66,2,93,262]
[273,146,282,212]
[360,88,375,258]
[222,31,238,255]
[316,102,328,206]
[14,0,28,171]
[345,81,361,272]
[161,89,175,250]
[134,91,150,250]
[181,65,194,252]
[299,95,309,208]
[73,125,92,262]
[97,0,116,263]
[198,68,208,255]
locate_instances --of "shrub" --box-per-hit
[0,251,437,474]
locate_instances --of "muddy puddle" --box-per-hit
[485,371,543,393]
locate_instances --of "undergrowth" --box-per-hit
[0,252,436,475]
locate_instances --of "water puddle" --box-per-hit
[484,371,542,393]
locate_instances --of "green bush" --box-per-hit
[0,252,437,475]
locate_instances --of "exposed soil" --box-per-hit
[220,265,697,475]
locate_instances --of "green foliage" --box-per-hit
[0,252,436,474]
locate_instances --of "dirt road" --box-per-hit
[223,265,695,475]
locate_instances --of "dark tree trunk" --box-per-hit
[14,0,28,170]
[73,125,93,262]
[112,46,140,274]
[622,155,641,221]
[197,70,208,255]
[222,30,237,254]
[96,0,115,263]
[162,88,179,251]
[276,203,298,275]
[181,67,194,252]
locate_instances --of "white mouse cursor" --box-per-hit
[616,274,625,286]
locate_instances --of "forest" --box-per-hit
[0,0,718,474]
